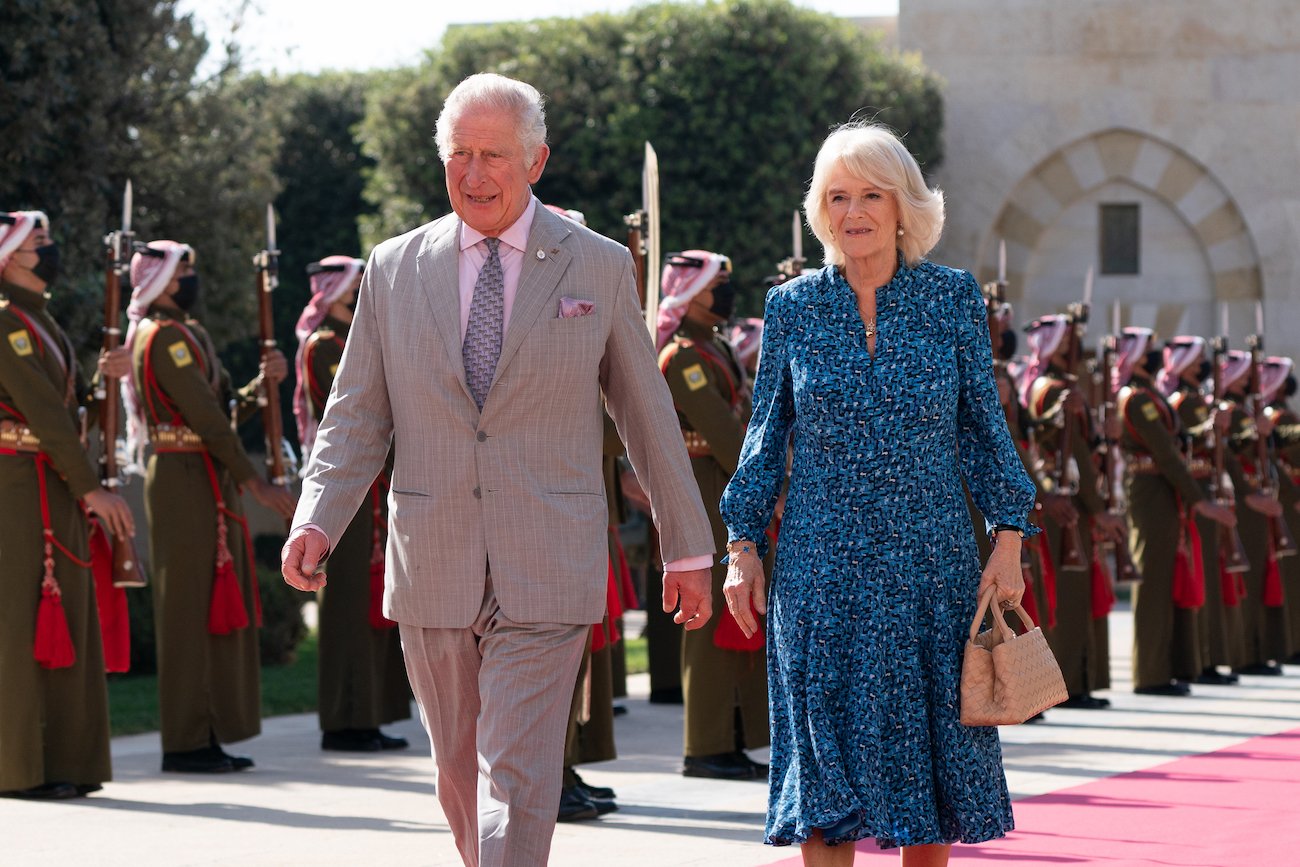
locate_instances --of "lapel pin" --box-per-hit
[550,247,559,254]
[536,249,546,260]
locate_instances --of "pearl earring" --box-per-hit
[897,226,905,237]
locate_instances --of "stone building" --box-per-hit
[894,0,1300,356]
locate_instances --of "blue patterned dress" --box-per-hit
[720,259,1038,850]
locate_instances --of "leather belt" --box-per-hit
[682,430,712,458]
[150,424,206,453]
[1126,454,1212,478]
[0,419,41,453]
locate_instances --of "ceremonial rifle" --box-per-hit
[1246,306,1297,557]
[1097,310,1138,583]
[774,210,807,284]
[1051,272,1091,571]
[1210,325,1252,572]
[98,181,146,587]
[982,240,1009,356]
[254,204,291,487]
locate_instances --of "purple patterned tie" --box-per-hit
[463,237,504,410]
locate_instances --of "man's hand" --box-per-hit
[722,549,767,639]
[1093,511,1128,546]
[282,526,329,591]
[248,477,296,519]
[97,347,131,380]
[83,488,135,540]
[1194,499,1237,527]
[1245,492,1283,518]
[261,349,289,386]
[662,567,712,630]
[1039,493,1078,527]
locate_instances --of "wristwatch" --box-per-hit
[989,523,1025,541]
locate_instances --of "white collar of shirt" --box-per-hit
[459,195,537,254]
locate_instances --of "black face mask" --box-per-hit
[1286,375,1297,398]
[30,244,60,285]
[1196,359,1212,383]
[998,329,1018,362]
[173,274,200,311]
[708,281,736,320]
[1142,349,1164,377]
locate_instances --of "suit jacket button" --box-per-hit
[477,431,487,442]
[473,487,482,499]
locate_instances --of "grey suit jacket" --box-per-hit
[293,203,713,627]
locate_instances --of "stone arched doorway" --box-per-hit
[978,128,1261,339]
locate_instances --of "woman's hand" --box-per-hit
[977,532,1025,611]
[722,544,767,639]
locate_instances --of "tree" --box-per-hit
[358,0,943,310]
[1,0,279,354]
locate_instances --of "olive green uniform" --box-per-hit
[0,283,112,791]
[1225,401,1291,667]
[662,321,768,757]
[1170,383,1246,669]
[1027,371,1110,695]
[1268,403,1300,658]
[302,317,411,732]
[1119,381,1205,687]
[133,308,262,753]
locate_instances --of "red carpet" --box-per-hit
[766,727,1300,866]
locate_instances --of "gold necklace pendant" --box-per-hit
[863,317,877,339]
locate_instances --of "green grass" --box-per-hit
[107,632,319,737]
[624,636,648,675]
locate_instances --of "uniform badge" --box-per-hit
[683,363,708,392]
[168,340,193,368]
[1142,403,1160,421]
[8,330,33,357]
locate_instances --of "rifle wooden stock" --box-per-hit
[100,232,146,587]
[1211,338,1251,573]
[1053,306,1087,571]
[1098,338,1138,583]
[255,253,288,486]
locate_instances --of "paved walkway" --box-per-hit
[7,603,1300,866]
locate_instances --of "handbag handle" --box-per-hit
[968,587,1035,642]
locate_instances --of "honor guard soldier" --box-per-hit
[0,211,134,800]
[1261,362,1300,664]
[1117,329,1234,694]
[1159,337,1245,682]
[1021,315,1127,709]
[294,255,411,753]
[656,250,769,779]
[123,240,296,773]
[1219,350,1290,676]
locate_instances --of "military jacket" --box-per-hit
[1118,379,1204,505]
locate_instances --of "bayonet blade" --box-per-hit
[266,203,277,252]
[642,142,661,337]
[997,239,1006,285]
[792,210,803,263]
[1083,266,1094,308]
[122,180,133,235]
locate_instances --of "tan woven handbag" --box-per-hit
[960,588,1068,726]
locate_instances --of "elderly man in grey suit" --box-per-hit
[282,73,714,866]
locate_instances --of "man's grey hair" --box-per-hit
[435,73,548,164]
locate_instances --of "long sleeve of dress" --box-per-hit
[720,287,795,555]
[953,273,1039,537]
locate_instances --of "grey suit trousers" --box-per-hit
[400,577,587,867]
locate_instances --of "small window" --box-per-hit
[1100,203,1140,275]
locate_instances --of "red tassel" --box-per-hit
[1219,551,1241,606]
[1263,553,1285,608]
[368,557,396,630]
[1020,576,1041,627]
[1172,514,1206,609]
[712,600,764,652]
[208,557,249,635]
[1035,535,1058,629]
[34,586,76,669]
[1090,550,1115,618]
[89,521,131,673]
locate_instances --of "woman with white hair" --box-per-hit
[720,123,1037,865]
